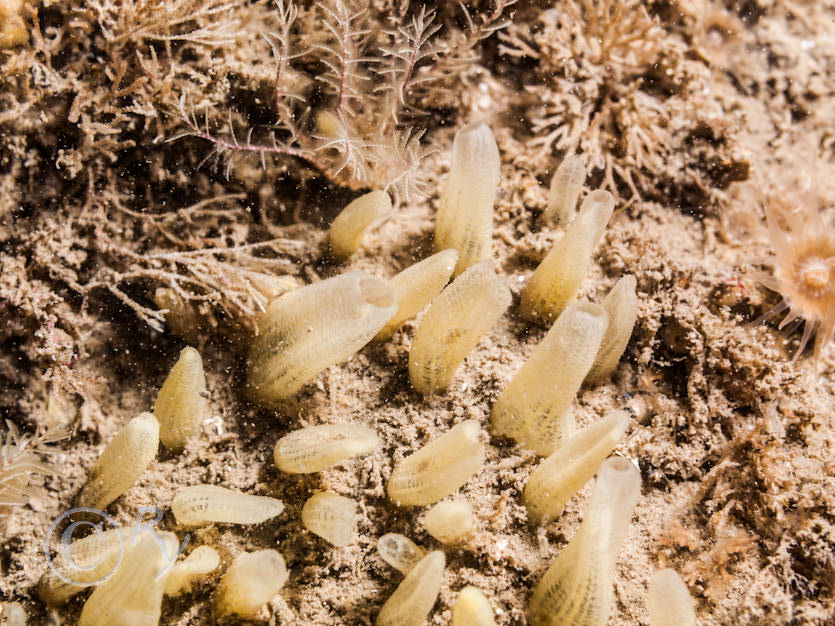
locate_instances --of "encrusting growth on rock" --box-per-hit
[7,0,834,622]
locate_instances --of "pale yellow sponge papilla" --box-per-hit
[387,420,484,507]
[214,550,289,620]
[527,457,642,626]
[248,270,396,402]
[435,122,501,275]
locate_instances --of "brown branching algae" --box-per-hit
[1,0,834,624]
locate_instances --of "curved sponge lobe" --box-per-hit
[249,271,397,402]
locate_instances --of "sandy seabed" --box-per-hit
[1,0,834,624]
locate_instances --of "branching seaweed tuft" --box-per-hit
[499,0,746,204]
[172,0,516,205]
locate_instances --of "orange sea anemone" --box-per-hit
[757,197,835,364]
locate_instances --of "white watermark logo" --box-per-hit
[44,507,189,586]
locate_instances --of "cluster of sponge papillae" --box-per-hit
[4,1,834,624]
[37,116,660,626]
[239,121,659,626]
